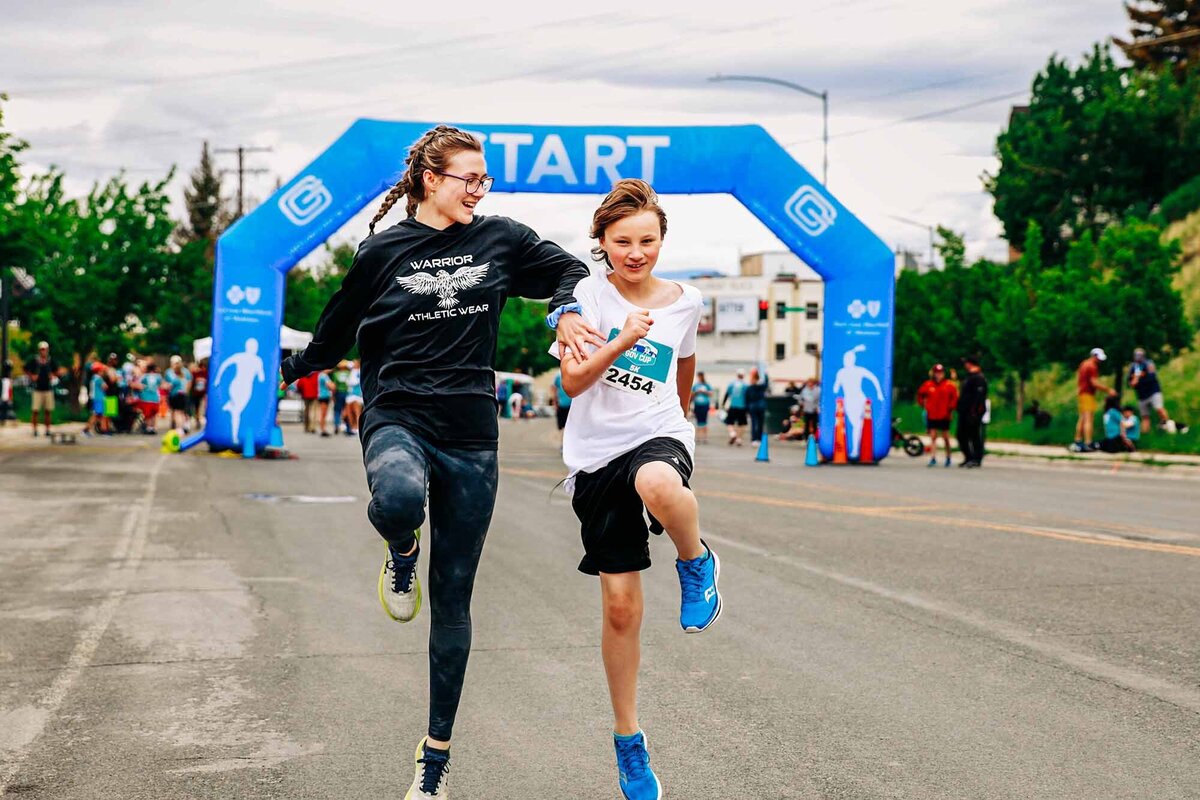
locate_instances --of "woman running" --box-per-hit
[553,179,722,800]
[279,125,601,800]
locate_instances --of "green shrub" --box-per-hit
[1161,174,1200,223]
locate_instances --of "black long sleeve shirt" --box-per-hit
[957,371,988,421]
[280,215,590,449]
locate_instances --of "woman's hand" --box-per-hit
[556,312,606,361]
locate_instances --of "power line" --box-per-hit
[25,23,748,158]
[785,89,1028,146]
[5,13,615,98]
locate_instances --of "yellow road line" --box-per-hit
[701,466,1198,543]
[695,488,1200,559]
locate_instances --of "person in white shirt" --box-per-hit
[552,179,723,800]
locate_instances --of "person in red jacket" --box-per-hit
[916,363,959,468]
[295,371,320,433]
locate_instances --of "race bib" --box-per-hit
[601,329,673,399]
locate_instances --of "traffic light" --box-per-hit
[758,299,770,321]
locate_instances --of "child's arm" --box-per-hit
[676,355,696,415]
[560,310,652,398]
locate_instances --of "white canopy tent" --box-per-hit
[192,325,313,362]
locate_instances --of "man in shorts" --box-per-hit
[722,368,748,446]
[1128,347,1187,434]
[26,341,62,437]
[1071,347,1116,452]
[916,363,958,467]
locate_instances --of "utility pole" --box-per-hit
[888,215,937,270]
[709,74,829,186]
[215,144,272,219]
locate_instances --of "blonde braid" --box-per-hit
[368,180,406,234]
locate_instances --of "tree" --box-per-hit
[0,96,32,272]
[1024,219,1192,384]
[891,228,1001,396]
[13,172,181,406]
[178,140,229,252]
[985,45,1200,262]
[495,297,556,375]
[285,241,355,334]
[980,222,1046,419]
[1115,0,1200,77]
[1094,218,1192,383]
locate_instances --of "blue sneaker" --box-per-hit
[614,731,662,800]
[676,540,722,633]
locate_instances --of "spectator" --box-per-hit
[1128,347,1187,435]
[344,359,363,435]
[164,355,192,432]
[798,377,820,440]
[916,363,958,468]
[723,368,748,446]
[981,397,992,456]
[957,354,988,468]
[783,381,801,404]
[331,360,351,435]
[190,358,208,429]
[296,370,320,433]
[1025,400,1053,430]
[26,341,64,437]
[0,360,12,427]
[1071,347,1116,452]
[84,363,109,436]
[691,371,713,444]
[133,362,164,435]
[778,404,807,441]
[316,369,335,437]
[496,378,511,418]
[745,367,769,443]
[552,369,572,446]
[1099,396,1139,453]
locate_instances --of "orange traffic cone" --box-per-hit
[859,399,875,464]
[832,399,848,464]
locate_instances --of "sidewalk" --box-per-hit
[985,439,1200,466]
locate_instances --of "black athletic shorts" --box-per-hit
[570,437,693,576]
[725,408,747,426]
[556,405,571,430]
[168,393,188,412]
[927,417,950,432]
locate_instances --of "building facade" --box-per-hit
[687,251,824,388]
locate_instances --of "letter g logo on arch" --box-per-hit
[785,185,837,236]
[279,175,332,226]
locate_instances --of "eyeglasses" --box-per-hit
[435,171,494,195]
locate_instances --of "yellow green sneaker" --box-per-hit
[379,532,422,623]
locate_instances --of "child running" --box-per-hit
[553,179,722,800]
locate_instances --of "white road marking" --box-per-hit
[0,455,166,796]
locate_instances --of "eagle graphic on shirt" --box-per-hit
[396,263,490,309]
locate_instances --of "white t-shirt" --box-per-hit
[551,274,702,477]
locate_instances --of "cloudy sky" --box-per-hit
[4,0,1128,271]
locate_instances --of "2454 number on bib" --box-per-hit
[602,328,674,399]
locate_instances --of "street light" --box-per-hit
[709,73,829,186]
[888,215,936,269]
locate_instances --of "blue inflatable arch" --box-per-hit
[191,121,895,461]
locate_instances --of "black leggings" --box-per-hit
[362,424,498,742]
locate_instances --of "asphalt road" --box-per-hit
[1,421,1198,799]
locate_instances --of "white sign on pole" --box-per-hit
[715,296,759,333]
